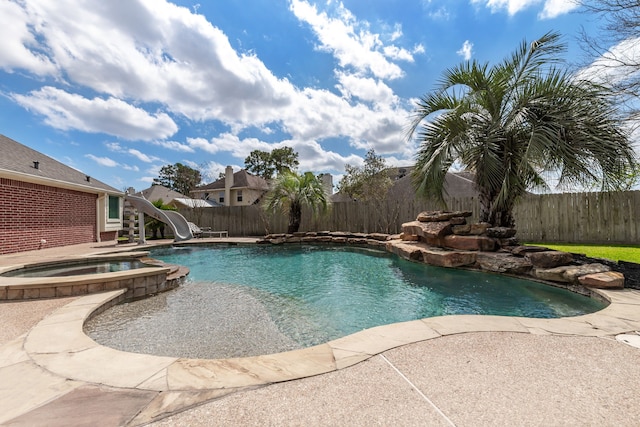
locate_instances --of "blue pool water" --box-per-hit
[86,244,606,358]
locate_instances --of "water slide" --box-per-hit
[125,194,193,242]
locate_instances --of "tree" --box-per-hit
[145,199,176,239]
[337,149,393,202]
[153,163,202,196]
[578,1,640,120]
[263,171,328,233]
[245,146,299,180]
[408,31,638,228]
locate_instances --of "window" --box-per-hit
[218,191,225,204]
[237,190,243,202]
[108,195,120,220]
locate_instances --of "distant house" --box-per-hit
[134,185,220,209]
[192,166,270,207]
[0,134,123,255]
[330,166,478,203]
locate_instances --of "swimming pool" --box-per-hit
[85,245,606,358]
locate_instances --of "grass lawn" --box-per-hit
[526,243,640,264]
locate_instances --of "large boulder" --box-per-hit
[421,248,477,268]
[416,210,472,222]
[442,235,497,251]
[511,246,549,256]
[402,220,452,245]
[386,241,424,261]
[531,264,608,283]
[562,263,611,283]
[469,222,491,235]
[526,251,574,268]
[578,271,624,289]
[476,252,533,274]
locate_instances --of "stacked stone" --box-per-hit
[400,210,519,251]
[259,231,392,247]
[394,210,624,290]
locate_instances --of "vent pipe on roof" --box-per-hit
[33,161,39,169]
[86,175,91,182]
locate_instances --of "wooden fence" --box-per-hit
[179,190,640,245]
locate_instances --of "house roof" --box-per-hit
[172,198,221,208]
[135,185,220,208]
[136,185,187,203]
[0,134,121,194]
[195,169,270,191]
[330,166,478,202]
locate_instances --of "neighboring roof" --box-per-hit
[172,198,221,208]
[0,134,121,194]
[330,165,478,202]
[195,169,270,192]
[136,185,187,203]
[387,170,478,202]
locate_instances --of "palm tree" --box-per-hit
[408,31,637,228]
[264,171,329,234]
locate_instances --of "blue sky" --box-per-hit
[0,0,622,192]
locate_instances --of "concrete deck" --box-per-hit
[1,240,640,426]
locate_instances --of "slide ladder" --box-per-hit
[125,194,193,242]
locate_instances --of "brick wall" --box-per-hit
[0,178,98,255]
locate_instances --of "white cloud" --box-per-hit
[11,87,178,141]
[471,0,579,17]
[3,0,416,174]
[539,0,580,19]
[128,148,160,163]
[577,37,640,86]
[0,1,55,75]
[457,40,474,60]
[289,0,407,79]
[85,154,118,167]
[151,140,195,153]
[335,71,397,105]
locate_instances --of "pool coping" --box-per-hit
[22,283,640,393]
[4,239,640,425]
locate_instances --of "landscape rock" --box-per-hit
[578,271,625,289]
[386,241,423,261]
[416,210,472,222]
[511,246,549,256]
[532,266,573,282]
[368,233,391,241]
[451,224,471,235]
[402,220,451,244]
[476,252,533,274]
[421,248,477,268]
[400,233,419,241]
[562,263,611,283]
[449,217,467,225]
[526,251,574,268]
[469,222,491,235]
[486,227,517,238]
[443,235,497,251]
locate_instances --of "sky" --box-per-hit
[0,0,626,192]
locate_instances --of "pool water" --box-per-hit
[2,259,153,277]
[85,245,606,358]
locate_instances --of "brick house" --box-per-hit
[0,134,123,255]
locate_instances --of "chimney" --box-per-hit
[224,166,233,206]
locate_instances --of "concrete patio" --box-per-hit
[1,241,640,426]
